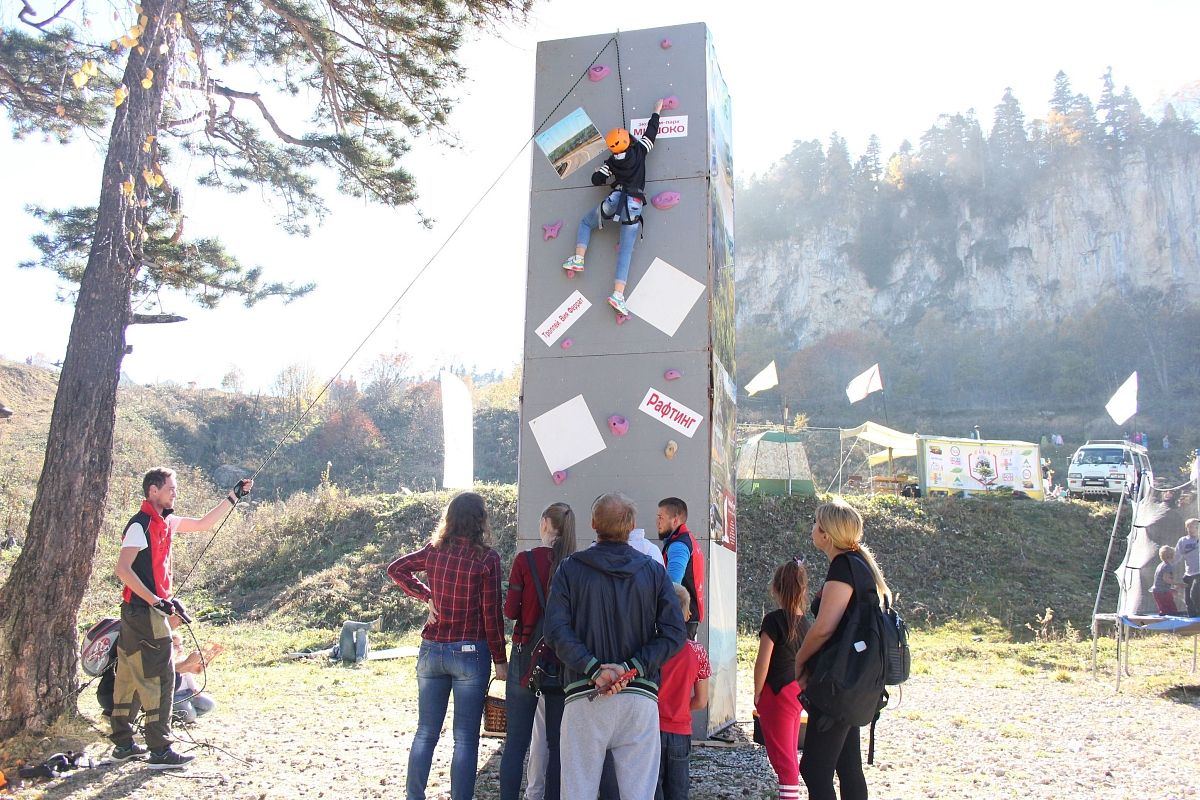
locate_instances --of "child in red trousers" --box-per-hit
[753,559,810,800]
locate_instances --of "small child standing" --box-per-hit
[1153,545,1179,616]
[753,559,810,800]
[655,584,711,800]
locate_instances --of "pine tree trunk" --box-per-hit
[0,0,182,739]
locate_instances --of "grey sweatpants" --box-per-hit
[560,692,660,800]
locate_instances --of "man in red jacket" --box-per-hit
[110,467,251,769]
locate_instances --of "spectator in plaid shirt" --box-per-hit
[388,492,507,800]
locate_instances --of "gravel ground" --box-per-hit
[11,658,1200,799]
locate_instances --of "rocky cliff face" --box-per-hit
[736,150,1200,346]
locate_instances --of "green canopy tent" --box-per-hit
[736,431,816,496]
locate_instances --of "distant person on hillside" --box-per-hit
[110,469,252,769]
[754,558,810,800]
[1152,546,1180,616]
[1174,519,1200,617]
[1163,435,1171,450]
[387,492,507,800]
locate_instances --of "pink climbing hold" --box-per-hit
[552,470,568,486]
[588,65,610,82]
[543,220,563,241]
[660,38,672,49]
[664,369,682,381]
[652,191,680,210]
[662,95,680,111]
[560,338,574,350]
[608,415,629,436]
[616,313,631,325]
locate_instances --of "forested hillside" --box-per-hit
[736,70,1200,428]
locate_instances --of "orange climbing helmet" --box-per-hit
[605,128,630,154]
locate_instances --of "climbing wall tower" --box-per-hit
[517,23,736,737]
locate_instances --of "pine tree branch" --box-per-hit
[130,313,187,324]
[17,0,79,30]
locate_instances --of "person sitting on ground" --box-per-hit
[170,621,221,723]
[562,98,666,316]
[1152,546,1180,616]
[655,584,711,800]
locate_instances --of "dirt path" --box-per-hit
[16,651,1200,800]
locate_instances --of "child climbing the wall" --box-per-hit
[753,558,810,800]
[562,98,666,315]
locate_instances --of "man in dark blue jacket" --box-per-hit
[545,491,685,799]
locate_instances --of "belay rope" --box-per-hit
[174,32,626,592]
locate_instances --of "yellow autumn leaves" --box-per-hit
[70,59,100,89]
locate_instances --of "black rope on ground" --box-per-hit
[172,34,620,594]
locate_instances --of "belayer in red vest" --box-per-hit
[109,467,252,769]
[562,98,665,315]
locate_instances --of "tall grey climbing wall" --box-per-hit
[517,22,737,737]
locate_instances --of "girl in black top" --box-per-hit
[794,499,890,800]
[753,558,810,800]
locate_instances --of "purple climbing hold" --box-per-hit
[560,338,574,350]
[552,470,568,486]
[616,313,631,325]
[652,191,680,210]
[662,95,680,111]
[588,65,610,82]
[660,38,672,49]
[608,415,629,436]
[543,220,563,241]
[664,369,682,381]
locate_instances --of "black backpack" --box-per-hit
[802,553,909,763]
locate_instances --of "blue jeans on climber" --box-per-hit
[576,191,643,287]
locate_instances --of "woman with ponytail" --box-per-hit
[499,503,577,800]
[753,558,811,800]
[794,498,889,800]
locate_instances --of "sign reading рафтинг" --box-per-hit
[639,387,704,438]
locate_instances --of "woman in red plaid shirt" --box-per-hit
[388,492,508,800]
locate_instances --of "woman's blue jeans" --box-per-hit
[499,666,564,800]
[577,191,643,287]
[406,639,491,800]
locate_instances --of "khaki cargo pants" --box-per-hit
[109,602,175,751]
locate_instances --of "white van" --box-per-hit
[1066,440,1153,500]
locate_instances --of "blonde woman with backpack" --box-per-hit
[794,499,890,800]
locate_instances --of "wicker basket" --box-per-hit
[483,678,506,735]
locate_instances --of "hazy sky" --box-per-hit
[1,0,1196,391]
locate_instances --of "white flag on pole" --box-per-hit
[846,363,883,404]
[1104,371,1138,426]
[440,370,474,489]
[744,361,779,396]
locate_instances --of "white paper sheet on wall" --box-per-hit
[527,394,607,473]
[625,257,705,337]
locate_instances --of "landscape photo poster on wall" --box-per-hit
[534,107,606,179]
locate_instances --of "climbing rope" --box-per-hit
[614,29,626,126]
[174,34,622,592]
